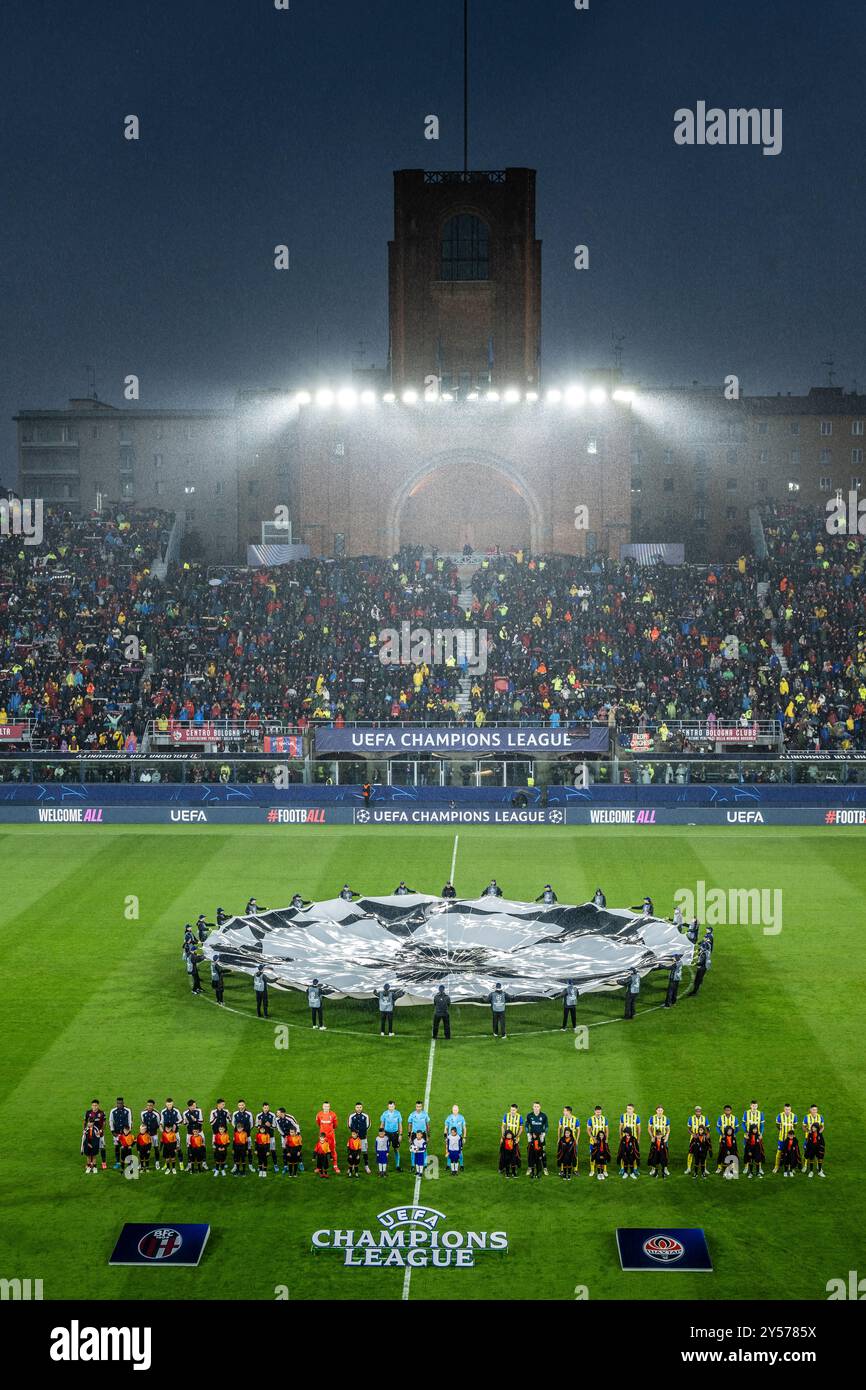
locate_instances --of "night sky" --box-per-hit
[2,0,864,485]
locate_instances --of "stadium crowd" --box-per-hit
[1,502,863,750]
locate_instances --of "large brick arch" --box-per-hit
[386,448,545,553]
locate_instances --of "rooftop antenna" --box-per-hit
[463,0,469,173]
[822,354,835,386]
[84,365,97,400]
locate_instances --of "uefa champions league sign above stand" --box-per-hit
[314,724,610,755]
[202,893,690,1003]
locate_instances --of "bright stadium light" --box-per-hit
[402,388,419,405]
[565,385,586,407]
[441,392,454,402]
[336,387,358,409]
[315,388,334,408]
[382,392,396,403]
[466,391,479,401]
[359,389,377,406]
[588,386,607,405]
[546,388,562,404]
[503,388,520,403]
[485,389,500,402]
[525,391,539,402]
[295,390,311,406]
[612,388,635,403]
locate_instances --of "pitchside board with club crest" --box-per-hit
[109,1224,210,1267]
[616,1228,713,1272]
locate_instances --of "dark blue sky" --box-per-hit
[2,0,863,483]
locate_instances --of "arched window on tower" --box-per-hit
[440,214,490,281]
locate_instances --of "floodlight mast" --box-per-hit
[463,0,469,174]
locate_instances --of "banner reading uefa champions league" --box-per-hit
[314,725,609,755]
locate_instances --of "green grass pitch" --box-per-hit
[0,823,862,1302]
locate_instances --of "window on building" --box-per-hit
[820,447,832,464]
[759,449,769,464]
[631,477,643,493]
[694,503,706,522]
[155,479,164,496]
[662,477,674,492]
[120,479,134,498]
[819,476,832,491]
[726,477,738,490]
[91,424,101,440]
[183,483,195,495]
[155,423,164,440]
[790,420,800,435]
[586,435,598,455]
[787,480,800,493]
[820,421,833,436]
[853,420,864,436]
[789,448,800,466]
[248,480,259,496]
[726,505,738,520]
[756,421,768,434]
[214,480,224,496]
[153,453,164,469]
[440,214,490,281]
[726,448,738,466]
[695,449,707,466]
[851,476,862,491]
[852,448,863,465]
[185,508,195,522]
[663,449,673,466]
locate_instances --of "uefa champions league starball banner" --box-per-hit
[202,894,690,1004]
[313,724,610,755]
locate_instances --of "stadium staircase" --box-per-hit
[429,552,479,714]
[757,579,790,677]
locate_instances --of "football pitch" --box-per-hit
[1,823,862,1303]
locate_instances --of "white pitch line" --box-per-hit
[401,833,456,1304]
[401,1034,437,1303]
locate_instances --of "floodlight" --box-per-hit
[402,389,419,405]
[315,388,334,407]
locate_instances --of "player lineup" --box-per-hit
[82,1098,827,1181]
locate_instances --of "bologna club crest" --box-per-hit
[108,1223,210,1266]
[138,1228,184,1261]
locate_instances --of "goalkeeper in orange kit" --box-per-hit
[315,1101,340,1173]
